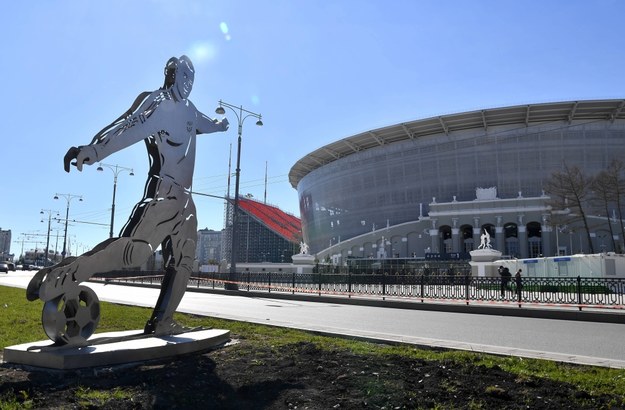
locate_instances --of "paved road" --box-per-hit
[2,271,624,368]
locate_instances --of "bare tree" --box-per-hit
[602,159,625,252]
[544,163,595,254]
[592,169,617,252]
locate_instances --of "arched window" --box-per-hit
[504,223,519,257]
[460,224,474,252]
[439,225,452,254]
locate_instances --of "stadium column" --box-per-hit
[472,217,481,248]
[496,225,505,253]
[472,227,480,249]
[518,215,528,258]
[429,229,439,253]
[541,215,552,257]
[452,227,460,253]
[494,216,504,253]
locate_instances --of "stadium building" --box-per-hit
[289,100,625,264]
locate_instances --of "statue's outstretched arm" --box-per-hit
[89,91,152,145]
[64,92,159,172]
[196,111,229,135]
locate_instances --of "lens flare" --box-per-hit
[220,22,231,40]
[188,41,217,64]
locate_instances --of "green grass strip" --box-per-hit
[2,285,625,400]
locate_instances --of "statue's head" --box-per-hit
[163,57,178,88]
[163,55,195,99]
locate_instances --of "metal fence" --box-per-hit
[96,271,625,310]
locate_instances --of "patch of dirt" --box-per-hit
[0,339,621,409]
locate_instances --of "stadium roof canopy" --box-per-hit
[289,99,625,188]
[238,198,301,242]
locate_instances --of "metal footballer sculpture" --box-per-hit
[26,56,229,346]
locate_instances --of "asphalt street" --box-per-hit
[2,271,624,368]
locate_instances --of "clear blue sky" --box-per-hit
[2,1,624,256]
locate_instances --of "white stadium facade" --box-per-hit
[289,99,625,263]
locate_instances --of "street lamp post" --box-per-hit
[40,209,58,266]
[54,193,83,260]
[215,100,263,290]
[97,163,134,238]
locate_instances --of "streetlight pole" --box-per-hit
[97,163,134,238]
[215,100,263,290]
[40,209,58,266]
[54,193,82,260]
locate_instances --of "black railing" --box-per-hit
[93,271,625,310]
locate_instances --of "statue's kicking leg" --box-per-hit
[33,198,183,302]
[27,239,117,301]
[34,238,156,302]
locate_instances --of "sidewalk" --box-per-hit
[4,270,624,323]
[103,276,625,324]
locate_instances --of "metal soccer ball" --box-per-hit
[42,285,101,345]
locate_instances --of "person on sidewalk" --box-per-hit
[498,265,512,297]
[514,268,523,301]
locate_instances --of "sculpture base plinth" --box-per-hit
[469,248,502,262]
[469,249,503,277]
[3,328,230,370]
[291,254,315,264]
[291,254,315,273]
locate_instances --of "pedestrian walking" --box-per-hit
[498,265,512,297]
[515,269,523,301]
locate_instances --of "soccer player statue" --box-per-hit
[27,56,229,345]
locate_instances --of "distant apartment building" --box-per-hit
[23,249,48,266]
[0,228,11,260]
[196,228,222,265]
